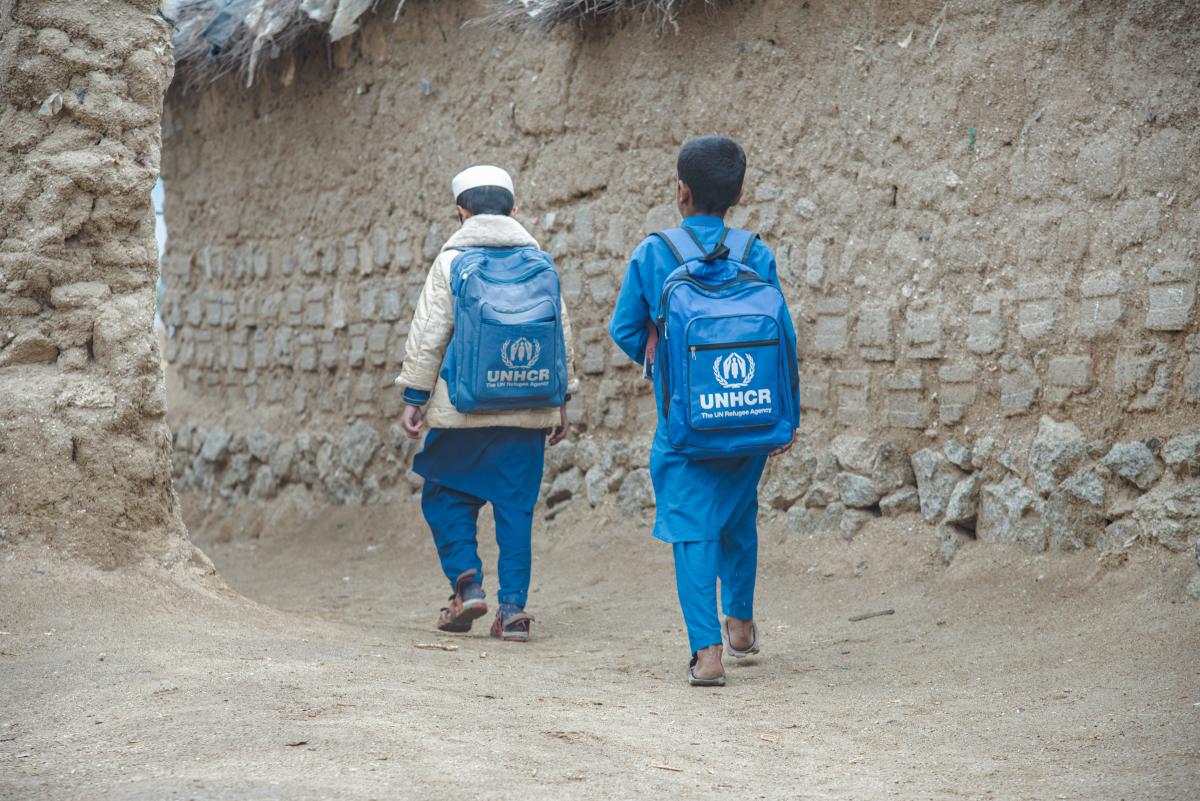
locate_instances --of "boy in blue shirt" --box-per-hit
[609,137,796,685]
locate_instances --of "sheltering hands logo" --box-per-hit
[713,352,755,389]
[501,337,541,370]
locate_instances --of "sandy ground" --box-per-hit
[2,494,1198,801]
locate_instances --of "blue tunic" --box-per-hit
[413,427,546,511]
[609,215,791,544]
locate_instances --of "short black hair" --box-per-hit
[676,136,747,215]
[455,185,515,216]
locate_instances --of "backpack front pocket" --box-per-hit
[473,301,560,407]
[685,315,782,432]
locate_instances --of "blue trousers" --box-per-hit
[421,481,534,608]
[672,531,758,654]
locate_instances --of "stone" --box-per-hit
[0,332,58,367]
[978,477,1047,551]
[800,368,830,412]
[944,439,971,470]
[617,468,654,513]
[805,238,826,289]
[246,429,275,462]
[1163,434,1200,475]
[339,420,382,479]
[830,435,875,474]
[49,281,111,309]
[943,474,981,527]
[787,503,845,537]
[584,465,608,506]
[1078,271,1124,338]
[1096,519,1140,555]
[1061,467,1105,508]
[834,370,870,425]
[249,466,278,500]
[1101,441,1163,490]
[1145,258,1197,331]
[938,363,977,424]
[1115,344,1171,412]
[546,467,582,506]
[840,508,872,541]
[904,310,943,359]
[856,305,895,361]
[200,426,231,462]
[227,454,252,486]
[1186,573,1200,602]
[1130,477,1200,552]
[885,370,929,429]
[1043,490,1105,551]
[936,526,967,565]
[872,441,916,493]
[545,440,577,477]
[1017,278,1060,340]
[966,293,1005,354]
[814,298,849,354]
[1045,356,1093,404]
[761,446,816,509]
[271,440,297,480]
[326,467,362,505]
[837,472,880,509]
[910,448,965,522]
[879,487,921,517]
[999,354,1039,416]
[1075,127,1127,197]
[1028,416,1088,494]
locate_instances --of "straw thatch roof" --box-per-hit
[166,0,715,90]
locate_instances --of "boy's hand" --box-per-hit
[645,323,659,366]
[401,404,425,439]
[769,432,794,457]
[548,404,569,446]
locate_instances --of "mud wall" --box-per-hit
[160,0,1200,556]
[0,0,201,568]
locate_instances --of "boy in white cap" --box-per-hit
[396,166,577,642]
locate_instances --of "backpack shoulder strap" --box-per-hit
[652,228,708,266]
[721,228,759,265]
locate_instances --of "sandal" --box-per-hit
[724,618,760,659]
[687,653,726,687]
[435,570,488,633]
[490,608,535,642]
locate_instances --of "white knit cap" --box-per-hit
[452,165,515,201]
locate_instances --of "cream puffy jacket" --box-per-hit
[394,214,578,430]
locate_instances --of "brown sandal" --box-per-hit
[489,609,535,642]
[435,570,488,633]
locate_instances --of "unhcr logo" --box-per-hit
[501,337,541,369]
[713,352,755,389]
[699,351,772,413]
[488,337,550,386]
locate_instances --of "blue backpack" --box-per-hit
[443,246,568,413]
[654,227,799,459]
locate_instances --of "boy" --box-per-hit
[396,165,576,642]
[609,137,799,685]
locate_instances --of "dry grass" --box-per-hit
[168,0,718,90]
[477,0,716,33]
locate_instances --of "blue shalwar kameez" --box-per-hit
[609,215,789,654]
[412,426,545,609]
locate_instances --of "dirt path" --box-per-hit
[2,495,1197,800]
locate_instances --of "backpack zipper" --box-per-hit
[689,338,780,359]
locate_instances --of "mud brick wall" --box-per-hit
[0,0,201,569]
[160,1,1200,557]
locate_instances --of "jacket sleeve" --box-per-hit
[561,296,580,396]
[395,253,454,405]
[608,243,652,365]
